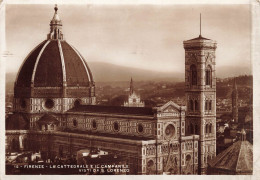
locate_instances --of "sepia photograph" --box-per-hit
[1,0,257,178]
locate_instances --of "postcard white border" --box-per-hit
[0,0,259,180]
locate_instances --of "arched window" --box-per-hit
[190,100,193,111]
[205,124,209,133]
[209,100,212,111]
[209,124,212,133]
[195,100,199,111]
[206,65,212,86]
[205,100,208,110]
[190,65,197,85]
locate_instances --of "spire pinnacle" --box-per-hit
[130,77,134,95]
[199,13,202,37]
[233,77,237,90]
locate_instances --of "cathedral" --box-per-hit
[123,78,145,107]
[6,6,217,175]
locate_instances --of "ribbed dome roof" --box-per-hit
[16,40,94,87]
[14,6,95,99]
[15,5,94,89]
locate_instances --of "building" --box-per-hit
[124,78,145,107]
[208,129,253,175]
[6,6,219,175]
[11,5,96,131]
[183,34,217,174]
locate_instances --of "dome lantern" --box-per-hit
[47,4,64,40]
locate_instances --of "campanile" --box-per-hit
[183,30,217,174]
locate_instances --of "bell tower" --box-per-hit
[183,16,217,174]
[232,78,238,123]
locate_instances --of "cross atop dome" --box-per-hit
[47,4,64,40]
[54,4,58,12]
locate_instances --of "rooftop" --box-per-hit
[208,140,253,174]
[68,105,156,117]
[186,35,211,41]
[62,128,154,141]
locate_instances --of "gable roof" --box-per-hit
[157,100,185,112]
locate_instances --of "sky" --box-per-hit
[5,4,251,74]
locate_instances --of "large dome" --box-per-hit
[14,6,95,98]
[16,40,94,88]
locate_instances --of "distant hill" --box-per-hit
[6,62,183,83]
[5,62,252,92]
[216,65,252,78]
[87,62,183,82]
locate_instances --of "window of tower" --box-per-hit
[195,100,199,111]
[190,65,197,85]
[209,124,212,133]
[209,100,212,111]
[205,100,208,110]
[206,65,212,86]
[190,100,194,111]
[205,124,209,133]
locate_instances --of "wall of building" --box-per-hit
[6,130,199,175]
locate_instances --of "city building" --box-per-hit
[123,78,145,107]
[208,129,253,175]
[6,6,220,175]
[183,34,217,174]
